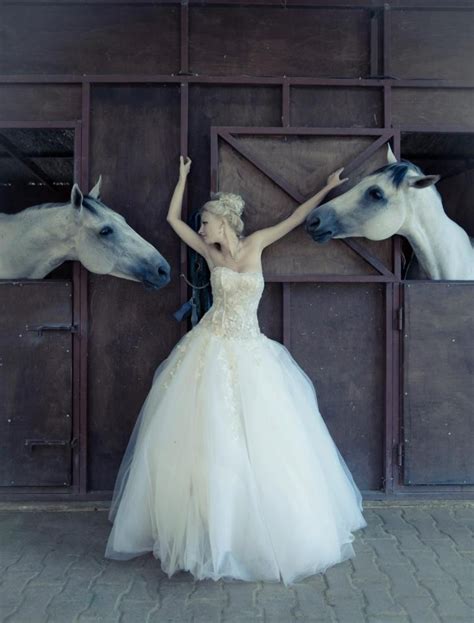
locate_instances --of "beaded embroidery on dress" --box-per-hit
[105,266,367,585]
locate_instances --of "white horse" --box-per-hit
[0,177,171,288]
[305,146,474,280]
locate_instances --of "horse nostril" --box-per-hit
[158,265,169,278]
[306,217,320,232]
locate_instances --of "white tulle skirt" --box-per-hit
[105,325,367,585]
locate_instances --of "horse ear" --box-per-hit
[387,144,397,164]
[408,174,441,189]
[71,183,83,210]
[89,175,102,199]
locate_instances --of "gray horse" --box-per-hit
[0,177,171,289]
[306,146,474,280]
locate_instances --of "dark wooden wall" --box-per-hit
[1,0,473,500]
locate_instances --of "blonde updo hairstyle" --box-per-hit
[200,192,245,236]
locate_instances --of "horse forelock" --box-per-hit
[82,197,101,215]
[372,161,423,188]
[83,196,126,221]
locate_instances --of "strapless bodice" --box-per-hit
[197,266,264,339]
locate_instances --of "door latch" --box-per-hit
[24,438,78,455]
[25,324,78,337]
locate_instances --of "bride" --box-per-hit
[105,156,367,585]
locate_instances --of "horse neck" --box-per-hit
[400,190,473,280]
[3,205,78,278]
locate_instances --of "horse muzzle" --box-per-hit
[138,259,171,290]
[305,209,339,244]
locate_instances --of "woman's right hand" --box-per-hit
[179,155,192,179]
[326,167,348,189]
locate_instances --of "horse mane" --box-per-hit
[34,201,64,210]
[82,197,100,215]
[33,195,100,215]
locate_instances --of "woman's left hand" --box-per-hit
[179,155,192,179]
[326,167,348,189]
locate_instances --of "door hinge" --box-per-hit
[394,307,404,331]
[397,442,404,468]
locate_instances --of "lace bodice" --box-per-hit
[198,266,264,339]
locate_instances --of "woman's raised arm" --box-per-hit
[167,156,208,257]
[250,168,348,251]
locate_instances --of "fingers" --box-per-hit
[334,168,348,184]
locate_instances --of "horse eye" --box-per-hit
[99,226,113,236]
[367,186,384,201]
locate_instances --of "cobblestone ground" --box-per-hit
[0,501,473,623]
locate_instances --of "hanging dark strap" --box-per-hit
[173,210,212,324]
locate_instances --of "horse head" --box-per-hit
[305,146,440,243]
[71,178,170,290]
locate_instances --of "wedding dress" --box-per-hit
[105,266,367,585]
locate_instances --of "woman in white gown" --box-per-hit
[105,156,367,585]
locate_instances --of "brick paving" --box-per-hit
[0,501,473,623]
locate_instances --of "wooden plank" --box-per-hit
[290,282,386,491]
[392,89,474,130]
[403,283,474,485]
[0,282,73,487]
[0,5,180,75]
[189,7,370,78]
[87,84,182,491]
[291,87,384,129]
[391,9,474,80]
[0,85,82,121]
[188,85,281,214]
[78,83,90,495]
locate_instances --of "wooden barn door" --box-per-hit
[212,128,397,494]
[401,282,474,486]
[87,84,182,491]
[0,281,75,488]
